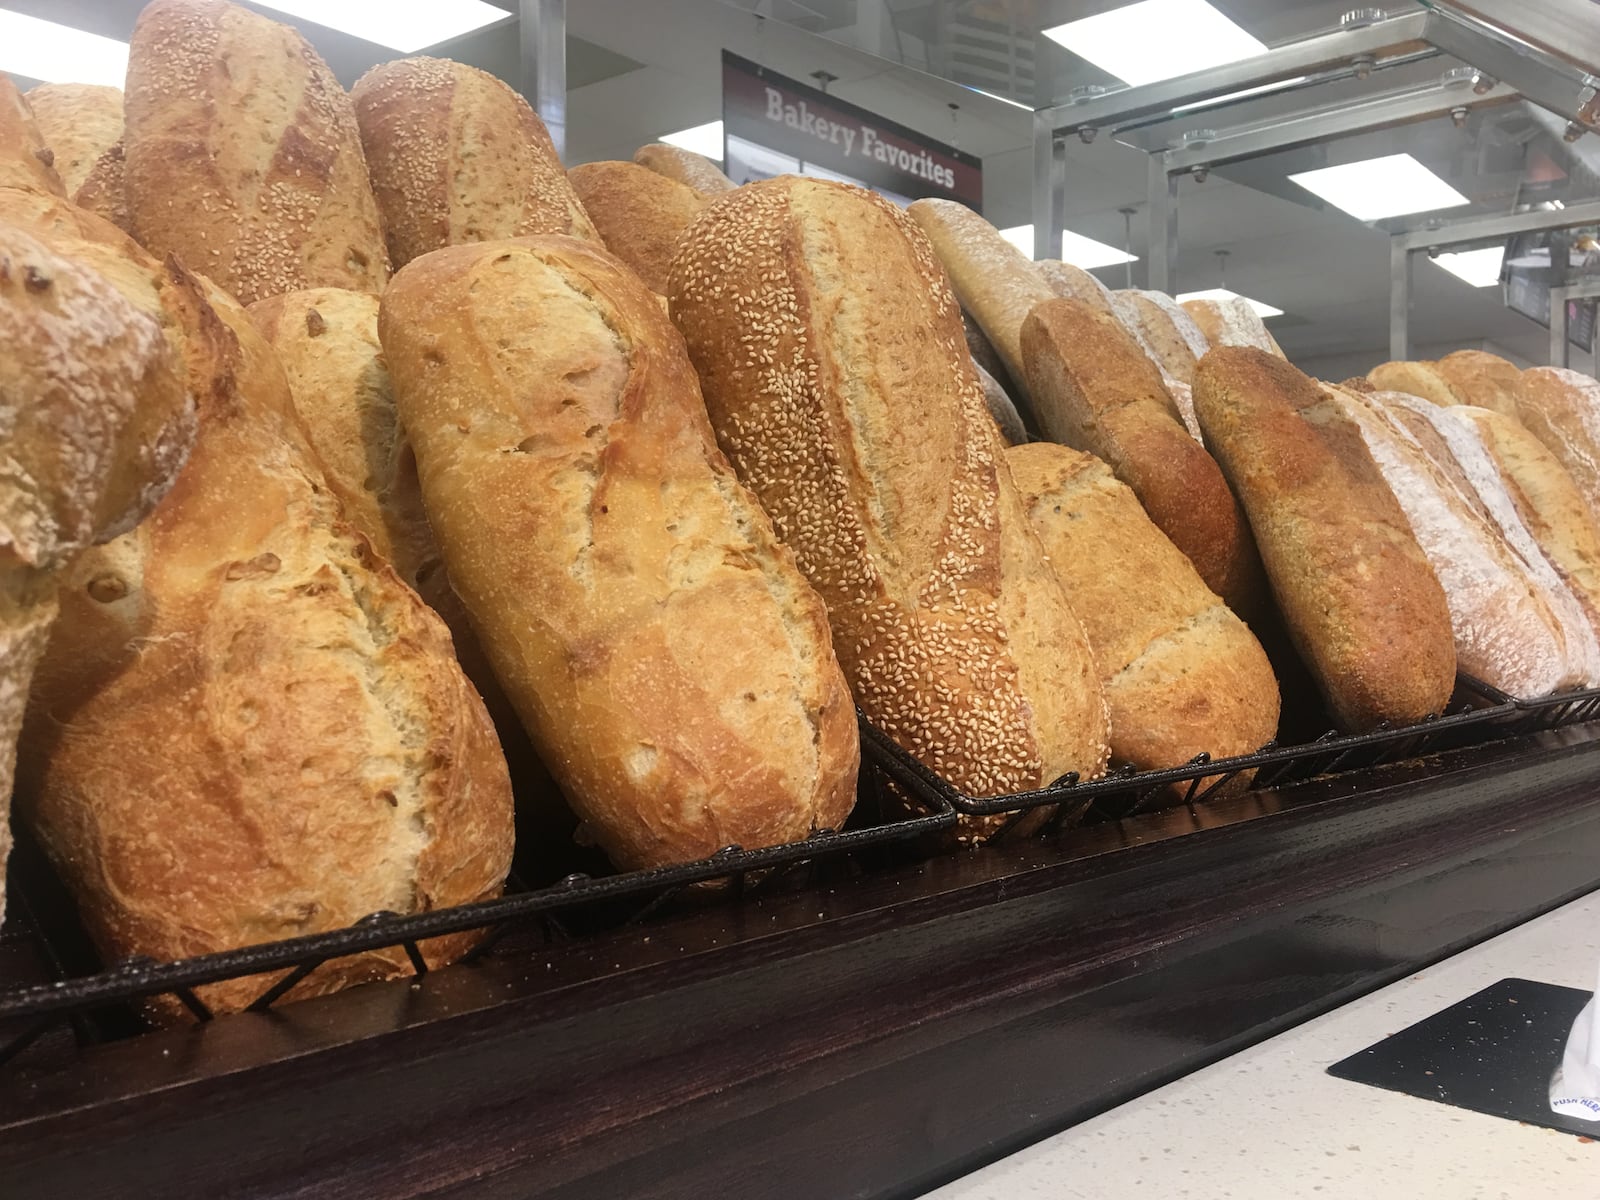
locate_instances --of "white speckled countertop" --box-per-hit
[923,891,1600,1200]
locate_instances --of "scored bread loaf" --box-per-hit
[1435,350,1522,418]
[1193,348,1455,729]
[1516,367,1600,523]
[1020,297,1264,617]
[1367,360,1467,407]
[21,273,513,1020]
[1036,259,1116,316]
[567,161,706,294]
[0,222,195,929]
[1007,442,1278,782]
[73,140,132,234]
[24,84,122,197]
[633,142,736,196]
[1182,296,1283,357]
[381,235,860,869]
[671,178,1110,831]
[124,0,390,304]
[1114,289,1210,386]
[352,57,599,270]
[0,76,64,196]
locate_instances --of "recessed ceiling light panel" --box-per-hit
[999,224,1138,268]
[1176,286,1283,318]
[660,121,725,160]
[249,0,510,53]
[1042,0,1266,87]
[1432,246,1505,287]
[1287,153,1471,222]
[0,11,128,87]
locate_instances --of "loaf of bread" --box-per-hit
[1114,289,1209,386]
[671,178,1109,832]
[1366,360,1467,406]
[0,222,195,929]
[1435,350,1522,418]
[1036,259,1116,315]
[1193,348,1455,728]
[975,360,1029,445]
[1340,375,1378,395]
[1516,367,1600,522]
[567,161,706,294]
[124,0,390,305]
[633,142,736,196]
[351,57,598,271]
[1182,296,1283,357]
[70,140,132,234]
[382,235,860,867]
[1020,297,1264,616]
[1008,442,1278,781]
[19,270,512,1019]
[0,76,64,196]
[1331,386,1586,695]
[25,84,122,197]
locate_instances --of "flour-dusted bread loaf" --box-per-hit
[1366,360,1465,406]
[1435,350,1522,418]
[1332,387,1587,695]
[1114,289,1210,386]
[1193,348,1455,729]
[73,141,132,234]
[567,161,706,294]
[975,359,1029,445]
[1021,297,1264,617]
[19,276,512,1019]
[382,235,859,869]
[25,84,122,197]
[124,0,390,305]
[0,76,64,196]
[1182,296,1283,357]
[0,223,195,929]
[633,142,736,196]
[671,178,1109,832]
[1036,259,1117,316]
[1516,367,1600,523]
[1008,442,1278,782]
[351,57,598,270]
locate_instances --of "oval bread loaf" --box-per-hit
[1036,259,1116,315]
[1435,350,1522,418]
[1183,296,1283,357]
[567,160,706,294]
[1114,289,1209,386]
[24,84,122,197]
[633,142,736,196]
[1516,367,1600,523]
[73,140,133,234]
[1366,360,1465,406]
[381,235,860,870]
[0,76,64,196]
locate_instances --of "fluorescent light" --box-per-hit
[1171,76,1309,113]
[1288,153,1470,221]
[660,121,725,161]
[0,11,127,87]
[247,0,508,53]
[964,85,1033,112]
[1432,246,1505,287]
[1042,0,1266,87]
[999,224,1138,269]
[1176,287,1283,318]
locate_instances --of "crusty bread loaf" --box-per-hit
[1192,348,1454,729]
[1008,442,1278,782]
[71,140,132,234]
[0,76,64,196]
[1182,296,1284,357]
[1332,386,1586,695]
[1435,350,1522,418]
[567,161,706,294]
[124,0,390,305]
[1516,367,1600,523]
[975,359,1029,445]
[1114,289,1209,386]
[671,178,1109,831]
[1021,297,1265,617]
[382,235,859,868]
[0,223,195,929]
[25,84,122,197]
[1340,375,1378,395]
[352,57,598,270]
[1366,360,1465,406]
[19,270,512,1019]
[633,142,736,196]
[1036,259,1116,316]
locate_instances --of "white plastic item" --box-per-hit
[1550,957,1600,1121]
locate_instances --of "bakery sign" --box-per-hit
[722,51,982,207]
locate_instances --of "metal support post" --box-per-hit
[520,0,567,160]
[1147,155,1178,294]
[1551,285,1572,370]
[1390,237,1412,363]
[1031,114,1065,261]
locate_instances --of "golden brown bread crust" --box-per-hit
[1020,297,1265,618]
[72,140,133,235]
[382,234,859,868]
[0,76,64,196]
[18,269,512,1019]
[351,57,598,270]
[1114,290,1208,386]
[1007,442,1278,779]
[124,0,390,305]
[1339,375,1377,395]
[1036,259,1115,316]
[670,178,1109,831]
[1435,350,1522,418]
[1366,360,1466,406]
[1193,348,1455,729]
[633,143,736,196]
[1515,367,1600,525]
[1183,297,1284,357]
[567,161,706,294]
[25,84,122,197]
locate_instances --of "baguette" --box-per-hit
[1366,360,1466,406]
[1516,367,1600,523]
[633,142,736,196]
[1008,442,1278,782]
[1192,347,1455,729]
[124,0,390,304]
[568,160,706,294]
[1182,296,1283,357]
[382,235,859,869]
[1020,297,1264,616]
[24,84,121,197]
[1113,289,1209,386]
[1435,349,1522,418]
[0,76,64,196]
[671,178,1109,830]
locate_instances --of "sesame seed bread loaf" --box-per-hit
[1515,367,1600,523]
[124,0,390,305]
[567,161,707,294]
[1020,297,1266,618]
[73,140,133,235]
[1192,348,1455,729]
[351,57,599,271]
[24,84,122,197]
[18,266,513,1020]
[0,75,65,196]
[1182,296,1284,358]
[1113,289,1210,387]
[670,178,1109,831]
[0,222,196,929]
[1434,350,1522,418]
[1366,360,1466,407]
[1007,442,1278,784]
[633,143,736,196]
[381,235,859,870]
